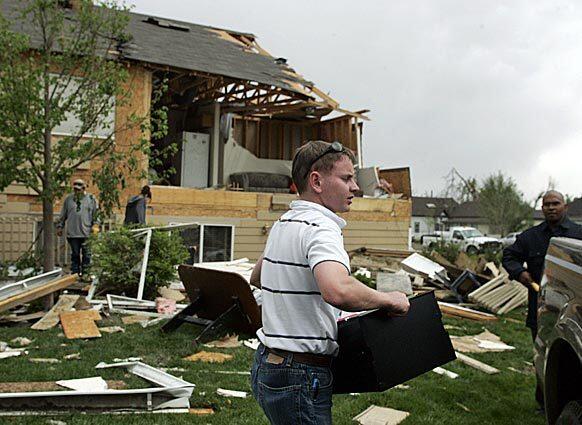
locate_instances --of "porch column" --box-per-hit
[209,102,221,186]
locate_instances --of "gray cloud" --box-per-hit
[131,0,582,199]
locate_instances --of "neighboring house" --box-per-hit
[567,197,582,224]
[0,0,412,263]
[411,197,458,241]
[446,200,495,236]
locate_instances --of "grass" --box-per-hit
[0,308,544,425]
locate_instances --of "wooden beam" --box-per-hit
[0,275,78,313]
[455,352,500,374]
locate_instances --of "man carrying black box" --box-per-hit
[249,140,410,425]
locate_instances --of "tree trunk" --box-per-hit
[42,197,56,309]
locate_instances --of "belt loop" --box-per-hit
[285,352,293,367]
[260,343,266,356]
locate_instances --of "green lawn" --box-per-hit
[0,308,544,425]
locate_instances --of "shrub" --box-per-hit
[90,227,188,298]
[422,240,460,264]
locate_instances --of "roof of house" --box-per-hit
[0,1,312,96]
[448,200,482,219]
[412,197,458,217]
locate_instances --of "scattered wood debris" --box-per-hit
[98,326,125,334]
[10,337,32,347]
[29,358,60,364]
[353,405,410,425]
[216,388,247,398]
[243,339,260,350]
[31,294,79,331]
[432,366,459,379]
[438,302,497,321]
[468,276,527,314]
[158,286,186,302]
[63,353,81,360]
[183,351,233,363]
[121,315,149,325]
[60,310,102,339]
[455,352,500,374]
[204,334,241,349]
[189,407,214,415]
[451,330,515,353]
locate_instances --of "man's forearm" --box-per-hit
[250,255,263,289]
[327,276,404,312]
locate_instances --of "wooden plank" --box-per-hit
[455,352,500,374]
[60,310,101,339]
[438,302,497,322]
[0,274,78,313]
[31,294,80,330]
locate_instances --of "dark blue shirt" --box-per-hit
[502,217,582,328]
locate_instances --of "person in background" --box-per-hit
[502,190,582,411]
[56,179,99,277]
[124,185,152,226]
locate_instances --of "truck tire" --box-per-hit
[466,246,478,255]
[557,400,582,425]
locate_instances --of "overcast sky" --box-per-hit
[130,0,582,201]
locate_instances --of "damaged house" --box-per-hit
[0,1,411,263]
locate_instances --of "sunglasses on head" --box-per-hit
[73,183,84,188]
[303,141,345,179]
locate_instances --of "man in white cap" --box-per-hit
[56,179,99,276]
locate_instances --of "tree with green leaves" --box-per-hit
[0,0,168,278]
[479,172,533,236]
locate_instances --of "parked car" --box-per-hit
[421,226,502,254]
[534,237,582,424]
[500,231,520,247]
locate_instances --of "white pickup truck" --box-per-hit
[420,226,502,254]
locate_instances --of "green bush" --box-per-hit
[90,227,189,299]
[422,240,461,264]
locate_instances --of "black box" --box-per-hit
[332,291,456,393]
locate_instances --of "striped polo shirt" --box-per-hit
[256,200,350,356]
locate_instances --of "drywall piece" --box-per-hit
[31,295,80,330]
[401,253,448,284]
[451,330,514,353]
[0,351,23,360]
[216,388,247,398]
[10,337,32,347]
[432,367,459,379]
[376,272,413,295]
[243,339,260,350]
[56,377,108,392]
[356,167,380,197]
[60,310,101,339]
[455,352,500,374]
[353,405,410,425]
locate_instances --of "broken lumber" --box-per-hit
[60,310,101,339]
[455,352,500,374]
[0,274,78,313]
[31,295,79,330]
[438,302,497,321]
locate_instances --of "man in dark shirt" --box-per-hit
[503,190,582,339]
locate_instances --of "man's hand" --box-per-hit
[518,271,535,290]
[56,228,63,237]
[91,224,100,235]
[383,291,410,316]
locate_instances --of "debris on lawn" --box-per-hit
[60,310,101,339]
[63,353,81,360]
[56,377,109,392]
[376,271,413,295]
[155,297,177,315]
[121,315,149,325]
[455,352,500,374]
[353,405,410,425]
[432,366,459,379]
[438,302,497,322]
[204,334,242,349]
[9,337,32,347]
[97,326,125,334]
[451,330,515,353]
[243,338,260,350]
[29,358,60,363]
[158,286,186,302]
[184,351,233,363]
[189,407,215,415]
[216,388,248,398]
[31,294,79,331]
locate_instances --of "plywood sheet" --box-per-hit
[60,310,101,339]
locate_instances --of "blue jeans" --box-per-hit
[68,237,90,274]
[250,344,334,425]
